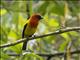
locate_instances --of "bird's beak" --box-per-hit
[40,16,43,19]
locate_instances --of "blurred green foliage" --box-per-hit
[0,0,80,60]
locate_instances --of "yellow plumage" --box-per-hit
[24,22,37,37]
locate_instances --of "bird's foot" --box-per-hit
[32,35,37,37]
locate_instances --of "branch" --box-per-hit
[7,50,80,57]
[26,1,30,19]
[0,27,80,48]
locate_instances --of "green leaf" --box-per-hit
[0,50,10,60]
[69,31,79,37]
[8,43,22,54]
[49,18,59,27]
[0,9,7,16]
[49,2,64,16]
[59,40,68,51]
[60,33,71,40]
[8,30,17,40]
[37,1,49,15]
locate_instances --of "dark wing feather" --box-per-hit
[22,23,32,50]
[22,23,27,38]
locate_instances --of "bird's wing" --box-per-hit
[22,23,28,38]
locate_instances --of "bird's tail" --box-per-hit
[22,39,28,50]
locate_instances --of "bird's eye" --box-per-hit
[37,16,43,19]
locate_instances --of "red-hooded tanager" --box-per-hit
[22,14,43,50]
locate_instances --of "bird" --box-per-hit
[22,14,43,51]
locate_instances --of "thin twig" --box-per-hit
[0,27,80,48]
[26,1,30,19]
[8,50,80,57]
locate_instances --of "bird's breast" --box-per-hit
[24,25,37,36]
[29,19,39,27]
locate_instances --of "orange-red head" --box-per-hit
[29,14,43,27]
[30,14,43,20]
